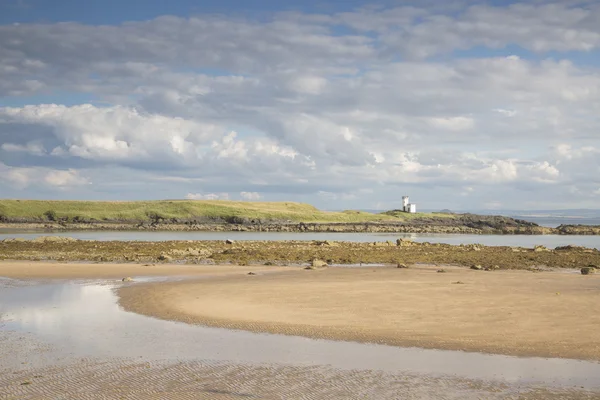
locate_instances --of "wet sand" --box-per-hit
[119,264,600,360]
[3,357,600,399]
[0,260,291,279]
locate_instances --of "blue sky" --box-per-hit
[0,0,532,24]
[1,0,600,210]
[1,0,390,24]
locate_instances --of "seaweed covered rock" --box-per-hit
[581,266,597,275]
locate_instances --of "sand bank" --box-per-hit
[0,260,290,279]
[118,265,600,360]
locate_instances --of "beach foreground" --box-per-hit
[2,261,600,399]
[2,261,598,360]
[118,264,600,360]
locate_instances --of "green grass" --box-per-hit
[0,199,455,223]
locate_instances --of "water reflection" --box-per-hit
[1,280,600,389]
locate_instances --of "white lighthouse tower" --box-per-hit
[402,195,417,213]
[402,196,410,212]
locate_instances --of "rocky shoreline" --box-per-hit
[1,220,598,235]
[1,236,599,270]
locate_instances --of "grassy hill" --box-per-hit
[0,199,454,224]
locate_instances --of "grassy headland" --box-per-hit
[0,199,446,223]
[0,199,596,234]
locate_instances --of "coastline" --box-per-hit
[2,221,599,234]
[1,238,599,268]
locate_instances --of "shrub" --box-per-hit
[145,211,164,223]
[44,210,57,221]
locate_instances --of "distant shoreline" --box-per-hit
[1,221,600,235]
[1,199,599,235]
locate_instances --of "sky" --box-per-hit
[1,0,600,211]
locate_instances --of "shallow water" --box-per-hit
[1,229,599,249]
[1,279,600,391]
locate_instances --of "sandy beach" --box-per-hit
[118,264,600,360]
[2,260,599,361]
[0,260,291,279]
[2,261,600,399]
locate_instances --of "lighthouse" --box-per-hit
[402,196,417,213]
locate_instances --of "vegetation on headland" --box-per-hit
[0,199,447,223]
[0,199,598,234]
[1,237,598,270]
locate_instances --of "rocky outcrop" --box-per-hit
[0,219,598,236]
[556,225,600,235]
[2,238,600,270]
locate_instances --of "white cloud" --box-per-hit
[493,108,517,117]
[1,3,600,208]
[428,116,475,131]
[1,141,46,155]
[0,163,89,189]
[185,192,230,200]
[0,104,222,164]
[240,192,262,201]
[44,169,90,187]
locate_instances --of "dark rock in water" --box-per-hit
[452,281,465,284]
[247,272,256,275]
[437,269,447,273]
[225,239,234,244]
[122,277,133,282]
[581,266,597,275]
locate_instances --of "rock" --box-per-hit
[396,238,413,247]
[122,277,133,282]
[534,245,549,252]
[471,265,483,270]
[2,237,25,243]
[396,263,409,269]
[452,281,465,284]
[186,248,200,256]
[225,239,234,244]
[247,272,256,275]
[437,269,447,273]
[311,259,328,268]
[158,254,172,262]
[581,266,597,275]
[32,236,77,243]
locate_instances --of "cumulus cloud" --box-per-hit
[0,163,89,189]
[0,104,223,164]
[1,2,600,208]
[240,192,262,201]
[185,193,230,200]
